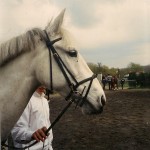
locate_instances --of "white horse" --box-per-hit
[0,10,106,142]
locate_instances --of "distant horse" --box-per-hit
[0,10,106,142]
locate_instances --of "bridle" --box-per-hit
[1,30,98,149]
[44,30,97,107]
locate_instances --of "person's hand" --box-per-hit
[32,126,48,142]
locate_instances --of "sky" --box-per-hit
[0,0,150,68]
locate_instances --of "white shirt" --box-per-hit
[11,92,53,150]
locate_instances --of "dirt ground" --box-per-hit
[50,89,150,150]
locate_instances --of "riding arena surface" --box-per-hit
[50,89,150,150]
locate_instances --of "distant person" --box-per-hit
[111,76,115,90]
[11,86,53,150]
[102,75,107,90]
[114,76,119,90]
[107,74,112,90]
[120,78,125,90]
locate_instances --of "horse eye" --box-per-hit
[68,50,78,57]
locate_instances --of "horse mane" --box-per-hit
[0,28,46,66]
[0,23,75,67]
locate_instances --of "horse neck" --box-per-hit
[0,51,40,140]
[0,51,39,111]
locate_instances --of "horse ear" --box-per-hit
[46,9,66,34]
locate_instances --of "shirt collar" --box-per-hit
[34,92,45,98]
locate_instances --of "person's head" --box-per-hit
[36,86,45,95]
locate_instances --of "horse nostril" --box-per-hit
[101,95,106,106]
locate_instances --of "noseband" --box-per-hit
[44,30,97,107]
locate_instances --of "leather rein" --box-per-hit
[1,30,97,149]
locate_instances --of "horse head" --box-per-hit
[33,9,106,115]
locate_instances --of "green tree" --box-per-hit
[88,63,99,74]
[127,62,143,72]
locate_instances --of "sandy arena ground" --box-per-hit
[50,89,150,150]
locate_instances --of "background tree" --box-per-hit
[88,63,99,74]
[88,63,118,76]
[127,62,143,72]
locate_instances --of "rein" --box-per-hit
[1,30,97,149]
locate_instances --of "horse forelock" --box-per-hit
[0,28,46,66]
[60,28,76,49]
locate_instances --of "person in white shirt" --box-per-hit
[11,86,53,150]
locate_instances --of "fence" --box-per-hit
[99,79,150,90]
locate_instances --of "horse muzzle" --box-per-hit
[82,95,106,115]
